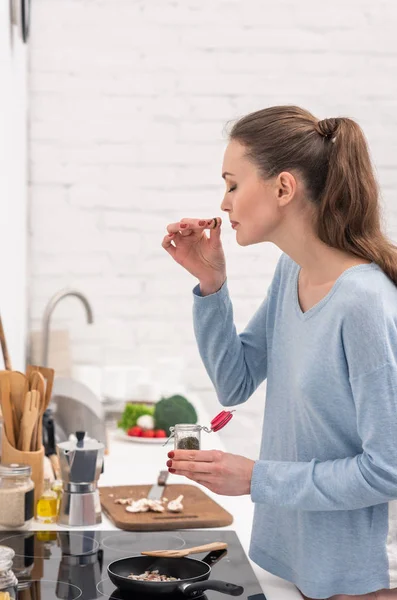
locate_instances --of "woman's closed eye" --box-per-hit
[228,185,237,193]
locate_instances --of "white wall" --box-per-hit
[28,1,397,456]
[0,1,28,370]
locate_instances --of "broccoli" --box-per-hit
[154,395,198,435]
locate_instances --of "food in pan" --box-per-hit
[127,569,180,582]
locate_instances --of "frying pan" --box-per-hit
[107,548,244,597]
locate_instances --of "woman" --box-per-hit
[161,106,397,600]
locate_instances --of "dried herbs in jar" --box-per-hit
[172,424,201,451]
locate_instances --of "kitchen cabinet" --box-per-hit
[0,0,28,370]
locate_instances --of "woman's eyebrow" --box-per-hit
[222,171,235,179]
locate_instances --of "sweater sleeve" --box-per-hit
[192,279,270,406]
[251,361,397,510]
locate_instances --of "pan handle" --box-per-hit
[180,580,244,597]
[201,548,228,567]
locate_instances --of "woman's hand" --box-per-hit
[162,217,226,295]
[166,449,255,496]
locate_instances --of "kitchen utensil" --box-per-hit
[107,547,243,597]
[57,431,105,526]
[26,366,55,411]
[147,470,169,501]
[0,316,12,371]
[28,370,45,450]
[18,391,40,452]
[100,483,233,531]
[141,542,228,558]
[0,373,15,447]
[9,371,27,439]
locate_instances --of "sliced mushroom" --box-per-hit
[167,495,184,512]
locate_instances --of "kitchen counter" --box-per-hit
[33,393,302,600]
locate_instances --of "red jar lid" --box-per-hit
[210,410,234,432]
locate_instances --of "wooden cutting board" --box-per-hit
[99,484,234,531]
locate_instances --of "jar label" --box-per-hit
[24,489,34,521]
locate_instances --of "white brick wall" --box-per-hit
[29,0,397,458]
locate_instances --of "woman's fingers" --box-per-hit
[170,450,219,462]
[169,459,214,474]
[161,233,177,258]
[166,218,219,235]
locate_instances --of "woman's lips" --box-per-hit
[230,221,239,229]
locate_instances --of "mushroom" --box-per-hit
[167,495,184,512]
[114,497,132,505]
[126,499,150,513]
[147,500,165,513]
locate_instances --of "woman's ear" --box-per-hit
[276,171,297,207]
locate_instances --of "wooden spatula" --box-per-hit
[29,371,46,450]
[18,390,40,452]
[141,542,228,558]
[26,365,55,411]
[9,371,27,441]
[0,373,15,447]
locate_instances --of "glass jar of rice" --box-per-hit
[0,464,34,530]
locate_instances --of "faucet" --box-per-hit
[42,288,94,367]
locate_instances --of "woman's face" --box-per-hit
[220,140,288,246]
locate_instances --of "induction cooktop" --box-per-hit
[0,529,266,600]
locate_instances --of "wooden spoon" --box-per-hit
[29,371,46,450]
[26,365,55,411]
[141,542,228,558]
[9,371,27,441]
[18,390,40,452]
[0,372,15,447]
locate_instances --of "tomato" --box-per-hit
[142,430,156,438]
[127,426,143,437]
[154,429,167,438]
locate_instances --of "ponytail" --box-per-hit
[315,117,397,285]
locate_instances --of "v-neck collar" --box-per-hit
[293,261,379,321]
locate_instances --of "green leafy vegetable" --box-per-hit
[154,394,198,435]
[118,403,155,431]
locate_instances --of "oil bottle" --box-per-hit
[36,479,58,524]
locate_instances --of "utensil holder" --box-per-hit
[1,425,44,513]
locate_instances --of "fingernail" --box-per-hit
[166,460,173,467]
[168,451,174,458]
[168,468,176,474]
[199,220,205,226]
[180,223,187,228]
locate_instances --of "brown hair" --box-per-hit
[228,105,397,285]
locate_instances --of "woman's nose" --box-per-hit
[220,197,231,212]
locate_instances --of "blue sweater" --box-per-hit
[192,253,397,599]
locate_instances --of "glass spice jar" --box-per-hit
[171,424,201,450]
[0,545,18,599]
[0,464,34,530]
[167,411,236,450]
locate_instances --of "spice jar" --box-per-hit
[168,410,235,450]
[0,464,34,530]
[172,424,201,450]
[0,545,18,599]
